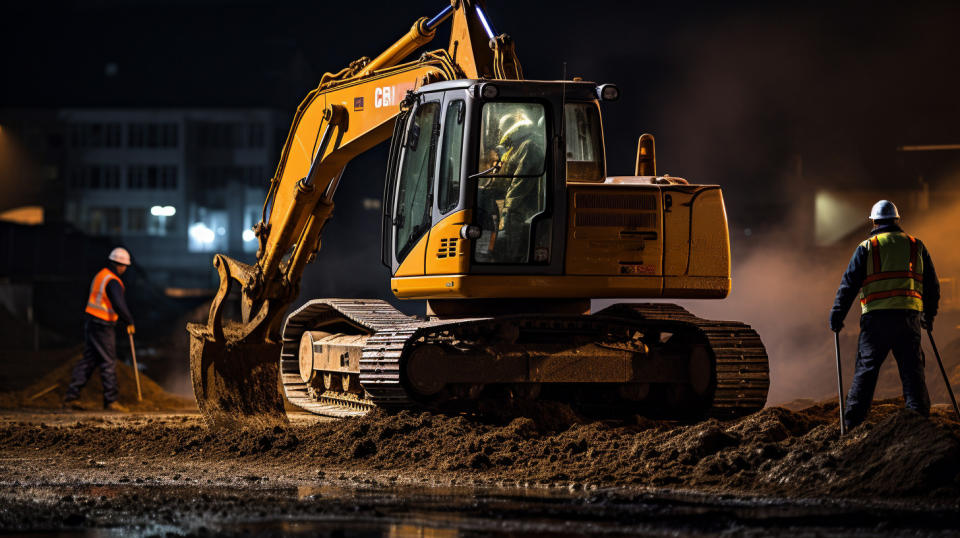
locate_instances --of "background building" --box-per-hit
[61,108,286,289]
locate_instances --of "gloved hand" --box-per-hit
[921,313,934,330]
[127,325,136,336]
[829,314,844,333]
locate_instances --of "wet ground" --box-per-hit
[1,408,959,536]
[6,481,960,537]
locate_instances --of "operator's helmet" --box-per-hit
[869,200,900,220]
[108,247,131,266]
[498,111,535,148]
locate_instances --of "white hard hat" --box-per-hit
[108,247,131,266]
[869,200,900,220]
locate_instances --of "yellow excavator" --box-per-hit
[188,1,769,426]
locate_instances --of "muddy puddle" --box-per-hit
[8,482,960,537]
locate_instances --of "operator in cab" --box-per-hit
[829,200,940,430]
[63,247,136,412]
[477,105,547,263]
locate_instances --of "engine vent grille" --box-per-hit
[575,193,658,210]
[575,212,658,228]
[437,237,460,259]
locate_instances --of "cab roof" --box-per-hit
[418,79,603,101]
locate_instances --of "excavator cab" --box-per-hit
[381,79,733,310]
[383,80,612,299]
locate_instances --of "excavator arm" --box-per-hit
[190,1,522,426]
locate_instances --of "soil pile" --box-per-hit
[0,353,195,411]
[1,399,957,499]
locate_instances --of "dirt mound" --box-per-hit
[768,410,960,496]
[0,352,195,411]
[2,398,957,499]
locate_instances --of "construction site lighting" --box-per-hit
[242,229,256,242]
[188,222,215,244]
[896,144,960,152]
[597,84,620,101]
[479,83,499,99]
[150,205,176,217]
[474,4,496,39]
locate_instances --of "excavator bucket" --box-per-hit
[188,323,287,428]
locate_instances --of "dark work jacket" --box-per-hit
[86,266,134,326]
[830,224,940,330]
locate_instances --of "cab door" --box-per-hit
[386,96,443,276]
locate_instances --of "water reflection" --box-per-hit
[19,482,960,537]
[387,523,459,538]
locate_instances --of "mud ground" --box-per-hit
[1,401,958,535]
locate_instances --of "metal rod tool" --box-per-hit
[926,329,960,421]
[128,333,143,402]
[834,331,847,436]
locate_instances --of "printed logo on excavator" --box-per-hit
[374,86,396,108]
[374,83,414,109]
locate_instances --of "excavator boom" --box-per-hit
[190,1,523,426]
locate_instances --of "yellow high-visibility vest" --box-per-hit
[860,232,924,313]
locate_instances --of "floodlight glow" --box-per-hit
[475,5,496,39]
[150,205,176,217]
[189,222,215,244]
[242,229,256,242]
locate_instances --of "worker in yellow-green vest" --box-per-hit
[830,200,940,430]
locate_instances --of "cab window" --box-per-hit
[438,100,465,215]
[394,101,440,260]
[564,102,604,181]
[473,102,550,264]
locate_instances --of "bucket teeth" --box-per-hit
[188,322,287,428]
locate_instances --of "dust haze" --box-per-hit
[595,192,960,406]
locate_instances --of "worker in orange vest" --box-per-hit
[63,247,136,412]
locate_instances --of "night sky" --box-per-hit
[6,1,960,198]
[4,0,960,301]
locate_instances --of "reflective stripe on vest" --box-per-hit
[859,232,924,313]
[85,268,125,322]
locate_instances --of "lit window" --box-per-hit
[242,205,260,253]
[188,207,228,252]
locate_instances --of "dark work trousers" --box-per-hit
[844,310,930,428]
[65,318,119,405]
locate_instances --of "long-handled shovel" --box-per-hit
[128,333,143,402]
[834,331,847,436]
[926,329,960,421]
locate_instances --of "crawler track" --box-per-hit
[595,304,770,418]
[280,300,769,419]
[280,299,421,418]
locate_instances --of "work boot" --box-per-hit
[62,398,84,411]
[105,401,129,413]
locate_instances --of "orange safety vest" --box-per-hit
[85,268,125,322]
